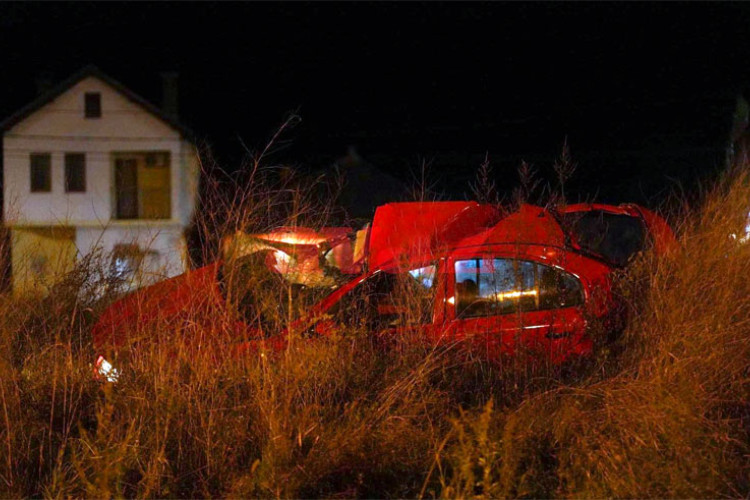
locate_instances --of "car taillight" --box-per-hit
[94,355,120,383]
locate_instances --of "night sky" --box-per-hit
[3,2,750,205]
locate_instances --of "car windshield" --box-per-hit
[218,250,349,329]
[562,210,646,267]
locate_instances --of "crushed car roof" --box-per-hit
[367,201,674,269]
[366,201,502,269]
[455,204,568,250]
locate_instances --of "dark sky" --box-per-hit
[2,2,750,204]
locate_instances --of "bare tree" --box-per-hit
[552,138,577,207]
[470,153,500,206]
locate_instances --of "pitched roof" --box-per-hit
[0,65,195,141]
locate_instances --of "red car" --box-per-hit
[92,201,675,380]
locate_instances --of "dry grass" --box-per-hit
[1,157,749,498]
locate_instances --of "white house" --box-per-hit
[1,66,200,294]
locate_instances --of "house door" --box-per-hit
[114,153,171,220]
[115,159,138,219]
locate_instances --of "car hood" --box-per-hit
[92,263,224,352]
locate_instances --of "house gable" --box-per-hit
[1,66,193,141]
[2,67,199,228]
[5,77,179,141]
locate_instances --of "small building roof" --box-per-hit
[0,65,195,142]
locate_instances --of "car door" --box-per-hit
[443,254,590,364]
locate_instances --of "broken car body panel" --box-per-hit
[221,226,364,286]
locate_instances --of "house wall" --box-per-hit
[2,75,200,294]
[10,224,188,294]
[3,77,198,226]
[76,224,188,283]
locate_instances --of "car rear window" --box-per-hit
[454,258,583,318]
[562,211,646,267]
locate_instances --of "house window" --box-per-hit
[84,92,101,118]
[64,153,86,192]
[110,244,144,281]
[30,153,51,192]
[113,152,171,219]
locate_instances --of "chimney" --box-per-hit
[160,71,179,120]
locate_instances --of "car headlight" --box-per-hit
[94,355,120,383]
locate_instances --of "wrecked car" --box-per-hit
[92,201,675,380]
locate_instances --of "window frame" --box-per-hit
[64,153,86,193]
[30,153,52,193]
[84,92,101,119]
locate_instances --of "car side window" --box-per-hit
[454,258,583,318]
[331,265,437,330]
